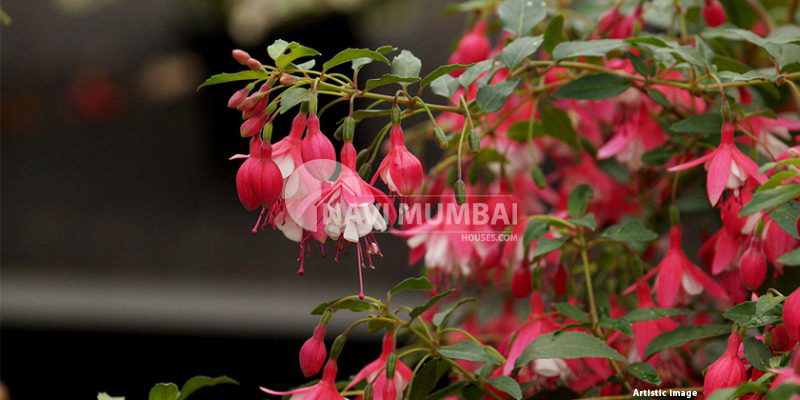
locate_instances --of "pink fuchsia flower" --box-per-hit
[785,288,800,342]
[631,283,678,362]
[596,5,643,39]
[703,331,747,395]
[668,123,766,206]
[372,123,424,197]
[501,293,564,376]
[636,226,730,308]
[703,0,727,27]
[301,114,336,168]
[232,135,283,214]
[739,237,767,291]
[299,323,327,377]
[740,115,800,159]
[344,332,413,400]
[261,359,344,400]
[597,103,668,169]
[448,20,490,68]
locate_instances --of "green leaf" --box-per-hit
[599,316,632,336]
[624,307,689,322]
[553,39,626,60]
[625,36,670,47]
[267,39,291,60]
[645,324,730,359]
[98,393,125,400]
[323,48,390,71]
[476,78,520,112]
[744,336,771,372]
[767,383,800,400]
[542,15,565,55]
[275,43,320,69]
[149,383,179,400]
[670,112,723,134]
[391,50,422,79]
[433,297,478,327]
[458,60,493,88]
[410,289,455,319]
[646,88,671,108]
[570,213,597,230]
[333,298,374,313]
[601,219,658,242]
[389,276,434,296]
[755,293,785,315]
[409,359,449,400]
[740,185,800,216]
[724,301,782,327]
[779,247,800,266]
[501,36,543,68]
[178,376,238,400]
[488,376,523,400]
[498,0,547,37]
[669,45,709,68]
[310,301,332,315]
[759,171,799,192]
[430,74,459,98]
[279,88,309,114]
[553,303,590,322]
[365,74,421,91]
[771,201,800,239]
[352,45,396,70]
[567,184,593,218]
[419,63,474,90]
[523,219,550,248]
[626,362,662,385]
[551,73,631,100]
[538,107,578,148]
[439,340,500,364]
[516,331,627,368]
[197,70,269,90]
[707,383,768,400]
[643,147,674,165]
[533,237,567,258]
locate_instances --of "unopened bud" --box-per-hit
[232,49,250,65]
[241,115,266,137]
[468,129,480,152]
[358,163,372,180]
[227,88,250,109]
[280,74,296,86]
[454,179,466,205]
[356,149,370,167]
[342,116,356,142]
[262,122,273,142]
[433,126,449,148]
[265,101,278,115]
[391,106,402,125]
[247,58,263,71]
[330,335,347,360]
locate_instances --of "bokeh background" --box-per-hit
[0,0,464,398]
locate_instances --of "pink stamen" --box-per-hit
[251,208,267,235]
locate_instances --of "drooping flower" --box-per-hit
[703,331,747,395]
[372,123,424,197]
[739,237,767,291]
[668,123,766,206]
[344,332,413,400]
[232,136,284,220]
[301,114,337,166]
[597,103,668,169]
[740,115,800,159]
[261,359,344,400]
[272,112,307,178]
[448,20,490,67]
[636,226,729,308]
[299,323,327,377]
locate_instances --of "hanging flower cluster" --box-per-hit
[190,0,800,398]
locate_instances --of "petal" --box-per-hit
[655,253,683,308]
[731,149,767,184]
[706,146,732,206]
[685,260,731,303]
[667,151,714,172]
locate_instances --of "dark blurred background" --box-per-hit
[0,0,463,398]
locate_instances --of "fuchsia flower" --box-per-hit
[372,123,424,197]
[596,5,643,39]
[703,331,747,395]
[272,112,308,178]
[703,0,727,27]
[597,103,668,169]
[501,293,566,377]
[636,226,729,308]
[785,288,800,342]
[232,136,283,214]
[740,115,800,159]
[345,332,413,399]
[448,20,490,67]
[299,323,327,377]
[669,124,766,206]
[261,359,344,400]
[301,114,337,166]
[739,237,767,291]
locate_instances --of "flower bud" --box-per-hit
[739,239,767,291]
[454,179,467,205]
[512,264,532,298]
[359,163,372,180]
[299,324,327,377]
[246,58,263,71]
[227,88,249,109]
[391,106,402,125]
[468,129,480,152]
[785,288,800,342]
[703,0,727,27]
[330,335,347,360]
[703,331,747,395]
[433,126,449,149]
[240,115,266,138]
[280,74,296,86]
[232,49,250,65]
[300,115,336,163]
[768,325,796,352]
[342,116,355,142]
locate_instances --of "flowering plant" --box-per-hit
[110,0,800,399]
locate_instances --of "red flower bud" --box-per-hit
[299,324,327,377]
[240,115,266,138]
[232,49,250,65]
[511,264,532,298]
[372,124,424,196]
[703,331,747,395]
[246,58,263,71]
[449,20,489,66]
[739,238,767,291]
[785,288,800,342]
[769,325,796,352]
[227,88,250,109]
[703,0,727,27]
[235,136,283,211]
[301,115,337,163]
